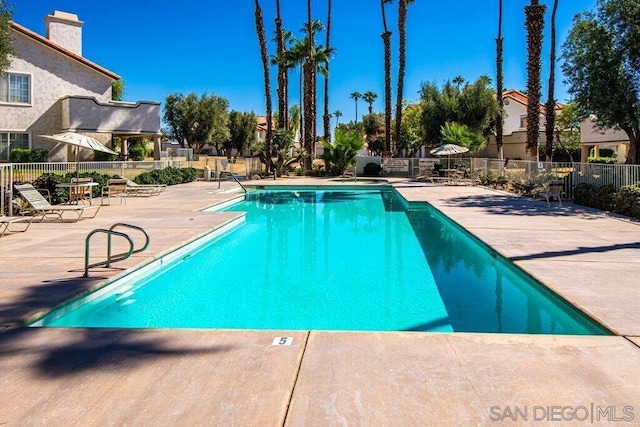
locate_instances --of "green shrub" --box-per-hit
[572,183,594,206]
[612,186,640,218]
[94,150,117,161]
[362,162,382,177]
[599,148,615,158]
[588,157,617,164]
[128,145,147,161]
[133,167,196,185]
[30,173,67,204]
[10,148,49,162]
[592,184,617,211]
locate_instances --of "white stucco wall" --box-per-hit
[0,30,113,160]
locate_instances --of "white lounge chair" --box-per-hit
[14,183,100,222]
[0,216,32,237]
[125,179,166,196]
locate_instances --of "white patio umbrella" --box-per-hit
[39,132,117,180]
[429,143,469,169]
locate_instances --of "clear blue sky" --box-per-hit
[13,0,596,126]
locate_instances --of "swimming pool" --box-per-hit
[31,187,607,334]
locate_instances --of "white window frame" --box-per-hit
[0,72,33,106]
[0,131,31,162]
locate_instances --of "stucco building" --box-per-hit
[1,11,161,162]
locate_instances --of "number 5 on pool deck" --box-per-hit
[272,337,293,346]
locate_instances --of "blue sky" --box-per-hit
[13,0,596,125]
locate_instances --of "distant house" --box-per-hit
[479,90,628,162]
[579,116,629,162]
[0,11,161,162]
[479,89,562,160]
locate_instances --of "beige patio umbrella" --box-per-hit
[39,132,117,180]
[430,143,469,169]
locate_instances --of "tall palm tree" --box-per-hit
[333,109,342,128]
[545,0,559,161]
[496,0,504,159]
[363,91,378,115]
[274,0,287,130]
[254,0,272,172]
[394,0,415,155]
[350,91,362,122]
[524,0,546,160]
[381,0,393,157]
[323,0,333,142]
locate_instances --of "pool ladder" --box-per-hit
[218,171,247,194]
[84,223,150,278]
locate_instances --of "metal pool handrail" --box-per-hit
[218,171,247,194]
[84,223,150,277]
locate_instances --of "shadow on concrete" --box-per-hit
[509,242,640,262]
[0,276,105,327]
[0,327,232,378]
[443,193,606,219]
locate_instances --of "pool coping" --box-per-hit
[2,178,640,424]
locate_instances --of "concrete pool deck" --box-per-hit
[1,179,639,424]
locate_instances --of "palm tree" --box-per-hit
[394,0,415,155]
[496,0,504,159]
[350,91,362,122]
[381,0,393,157]
[333,109,342,128]
[322,0,333,142]
[525,0,546,160]
[254,0,272,172]
[274,0,287,130]
[363,91,378,115]
[545,0,559,161]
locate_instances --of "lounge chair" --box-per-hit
[532,180,564,207]
[14,183,100,222]
[101,179,128,205]
[0,216,32,237]
[125,179,166,196]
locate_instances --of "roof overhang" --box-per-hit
[10,21,120,81]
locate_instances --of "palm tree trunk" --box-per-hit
[545,0,558,161]
[525,0,546,160]
[496,0,504,159]
[275,0,287,130]
[381,0,392,158]
[323,0,332,142]
[254,0,272,172]
[394,0,408,155]
[303,0,314,170]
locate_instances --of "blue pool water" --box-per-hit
[32,188,607,334]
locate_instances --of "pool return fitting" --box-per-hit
[84,223,150,278]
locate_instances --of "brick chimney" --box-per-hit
[45,11,84,56]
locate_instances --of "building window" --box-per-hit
[0,133,30,162]
[519,116,527,129]
[0,73,31,104]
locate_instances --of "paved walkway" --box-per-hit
[1,179,639,425]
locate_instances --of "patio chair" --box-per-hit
[14,183,100,222]
[101,179,128,205]
[0,216,32,237]
[532,180,564,207]
[125,179,166,196]
[68,177,94,205]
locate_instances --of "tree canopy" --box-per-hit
[163,92,230,154]
[562,0,640,164]
[419,76,498,146]
[226,110,256,160]
[0,0,16,75]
